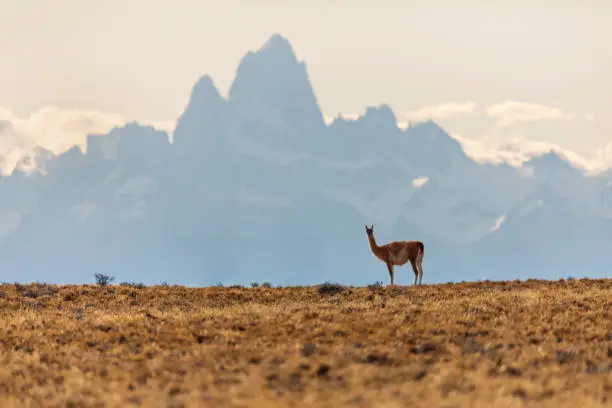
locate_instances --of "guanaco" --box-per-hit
[365,224,424,286]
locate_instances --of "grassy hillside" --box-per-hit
[0,279,610,407]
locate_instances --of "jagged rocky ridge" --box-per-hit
[1,34,611,285]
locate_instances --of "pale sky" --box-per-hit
[0,0,611,170]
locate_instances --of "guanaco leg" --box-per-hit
[386,261,394,285]
[417,254,424,285]
[410,259,419,285]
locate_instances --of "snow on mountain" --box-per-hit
[412,177,428,188]
[12,146,55,176]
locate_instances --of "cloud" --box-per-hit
[412,176,429,188]
[0,106,174,174]
[0,106,122,174]
[459,103,605,171]
[485,101,571,127]
[0,105,124,150]
[497,139,592,168]
[324,104,608,174]
[448,133,519,165]
[405,102,477,122]
[0,104,607,179]
[596,140,612,165]
[449,133,606,172]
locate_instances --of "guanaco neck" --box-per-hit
[367,233,379,252]
[368,232,389,261]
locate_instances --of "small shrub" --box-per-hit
[160,281,169,287]
[119,282,146,289]
[262,282,272,288]
[63,291,77,302]
[214,282,224,288]
[95,273,115,287]
[368,281,384,291]
[317,282,345,295]
[250,282,260,288]
[22,289,39,299]
[19,283,59,299]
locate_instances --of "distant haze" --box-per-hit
[1,32,611,286]
[1,3,612,286]
[0,0,610,170]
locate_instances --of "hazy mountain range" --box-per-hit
[1,34,611,286]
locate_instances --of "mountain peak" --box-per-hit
[361,104,398,128]
[411,119,445,132]
[173,75,229,155]
[403,119,470,167]
[54,145,85,171]
[258,33,297,59]
[526,150,576,173]
[227,34,325,132]
[187,75,224,108]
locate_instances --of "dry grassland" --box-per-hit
[0,279,611,408]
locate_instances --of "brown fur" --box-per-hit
[365,224,424,286]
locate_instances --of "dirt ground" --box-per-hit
[0,279,610,408]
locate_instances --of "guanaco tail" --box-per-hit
[365,224,424,286]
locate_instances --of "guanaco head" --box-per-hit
[365,224,374,236]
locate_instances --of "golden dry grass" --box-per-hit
[0,279,611,408]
